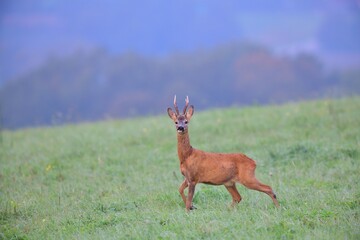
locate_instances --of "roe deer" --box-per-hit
[167,96,279,211]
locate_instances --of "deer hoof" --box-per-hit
[190,205,197,210]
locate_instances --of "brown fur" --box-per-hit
[168,96,279,211]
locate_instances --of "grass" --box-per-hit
[1,97,360,239]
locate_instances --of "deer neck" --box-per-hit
[177,131,193,163]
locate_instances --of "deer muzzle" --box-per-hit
[177,126,185,132]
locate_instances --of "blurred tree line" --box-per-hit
[1,42,359,129]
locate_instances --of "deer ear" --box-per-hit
[186,105,194,120]
[167,108,177,121]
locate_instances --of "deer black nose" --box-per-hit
[177,126,184,131]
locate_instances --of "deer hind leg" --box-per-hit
[224,183,242,207]
[243,178,279,208]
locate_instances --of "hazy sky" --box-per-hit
[1,0,359,83]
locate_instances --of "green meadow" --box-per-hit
[1,97,359,239]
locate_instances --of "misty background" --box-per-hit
[0,0,359,129]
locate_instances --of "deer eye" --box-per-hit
[185,121,188,124]
[175,121,178,124]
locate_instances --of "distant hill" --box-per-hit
[1,42,359,129]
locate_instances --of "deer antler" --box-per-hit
[173,95,180,115]
[183,96,189,114]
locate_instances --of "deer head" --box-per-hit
[167,95,194,134]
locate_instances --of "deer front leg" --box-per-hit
[186,182,196,211]
[179,179,188,205]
